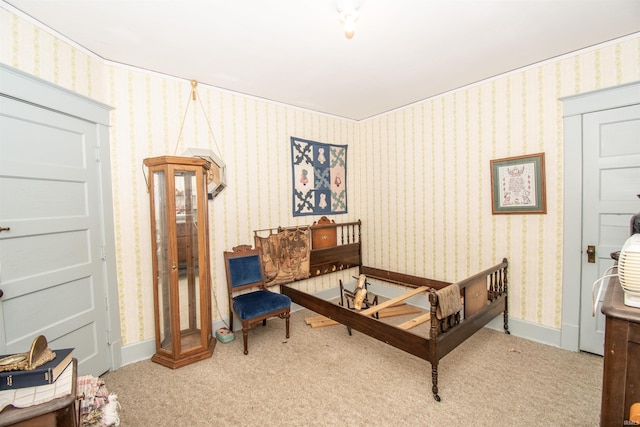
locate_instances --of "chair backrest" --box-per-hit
[223,247,266,294]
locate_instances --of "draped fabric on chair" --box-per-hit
[254,227,311,286]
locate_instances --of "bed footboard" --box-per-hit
[282,257,509,402]
[428,258,509,401]
[363,258,509,402]
[432,258,509,357]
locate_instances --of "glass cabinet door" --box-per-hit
[152,170,172,353]
[174,169,202,353]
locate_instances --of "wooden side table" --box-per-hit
[0,359,77,427]
[601,276,640,426]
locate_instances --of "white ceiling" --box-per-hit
[4,0,640,120]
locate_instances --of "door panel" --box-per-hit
[580,104,640,355]
[2,178,88,219]
[2,113,86,168]
[0,95,109,375]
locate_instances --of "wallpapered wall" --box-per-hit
[2,7,640,349]
[105,66,359,343]
[377,40,639,330]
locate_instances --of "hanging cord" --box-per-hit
[211,279,231,331]
[172,80,223,159]
[172,80,196,155]
[194,83,223,159]
[171,80,228,330]
[591,265,618,316]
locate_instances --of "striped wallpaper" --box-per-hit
[2,6,640,347]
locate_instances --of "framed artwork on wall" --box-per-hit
[490,152,546,214]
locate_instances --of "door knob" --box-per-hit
[0,227,10,233]
[586,245,596,263]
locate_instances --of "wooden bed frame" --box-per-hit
[279,220,509,401]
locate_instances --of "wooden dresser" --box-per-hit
[601,275,640,426]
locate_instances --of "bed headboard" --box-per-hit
[308,219,361,277]
[276,219,362,279]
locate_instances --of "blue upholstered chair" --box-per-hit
[223,245,291,355]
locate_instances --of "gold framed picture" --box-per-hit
[490,152,546,214]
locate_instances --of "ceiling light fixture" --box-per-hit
[338,9,359,39]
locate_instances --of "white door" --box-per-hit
[579,104,640,355]
[0,95,110,375]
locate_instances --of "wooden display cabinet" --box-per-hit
[143,156,215,368]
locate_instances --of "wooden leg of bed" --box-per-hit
[286,314,290,339]
[432,365,441,402]
[503,302,510,334]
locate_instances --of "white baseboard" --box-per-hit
[120,338,156,367]
[486,315,562,348]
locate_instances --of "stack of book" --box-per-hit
[0,348,73,391]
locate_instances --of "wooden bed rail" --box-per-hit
[360,266,450,289]
[277,219,361,244]
[453,257,508,297]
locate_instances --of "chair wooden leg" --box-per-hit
[285,314,290,339]
[242,328,249,355]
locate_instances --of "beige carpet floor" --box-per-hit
[103,308,603,426]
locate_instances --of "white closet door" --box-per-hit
[579,103,640,355]
[0,95,110,375]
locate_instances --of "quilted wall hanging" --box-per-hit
[290,136,348,217]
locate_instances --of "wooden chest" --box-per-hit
[311,216,337,249]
